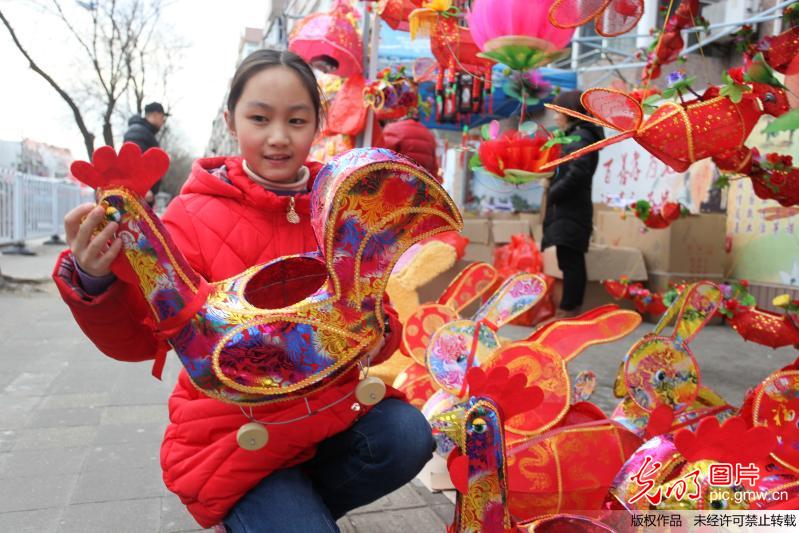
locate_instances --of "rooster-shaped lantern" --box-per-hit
[70,144,462,448]
[429,305,644,521]
[438,366,544,533]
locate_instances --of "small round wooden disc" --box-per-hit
[237,422,269,451]
[355,377,386,406]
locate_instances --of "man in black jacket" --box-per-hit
[123,101,169,204]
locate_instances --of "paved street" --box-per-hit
[1,242,797,532]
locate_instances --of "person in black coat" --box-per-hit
[541,90,605,316]
[123,101,169,203]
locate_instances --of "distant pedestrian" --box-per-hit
[123,101,169,204]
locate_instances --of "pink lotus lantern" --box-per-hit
[467,0,575,71]
[289,0,363,77]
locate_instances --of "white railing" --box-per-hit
[0,168,94,249]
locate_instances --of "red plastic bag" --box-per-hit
[492,233,555,326]
[493,234,543,278]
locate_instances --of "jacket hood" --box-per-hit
[180,156,322,213]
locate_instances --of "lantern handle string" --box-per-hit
[687,6,713,90]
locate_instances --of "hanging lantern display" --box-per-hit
[540,80,792,186]
[363,67,419,121]
[466,0,575,71]
[548,0,644,37]
[640,0,700,84]
[289,0,363,77]
[378,0,423,31]
[416,1,496,123]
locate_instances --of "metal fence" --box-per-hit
[0,167,94,249]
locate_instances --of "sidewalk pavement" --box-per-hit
[1,241,797,532]
[1,238,67,282]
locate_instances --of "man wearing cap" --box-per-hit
[123,102,169,204]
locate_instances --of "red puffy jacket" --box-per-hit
[53,156,403,528]
[382,119,439,178]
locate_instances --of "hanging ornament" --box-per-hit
[413,1,495,123]
[378,0,423,31]
[640,0,701,84]
[541,76,791,180]
[408,0,459,39]
[289,0,363,77]
[363,67,419,121]
[627,199,688,229]
[474,122,562,184]
[549,0,644,37]
[748,150,799,207]
[467,0,575,71]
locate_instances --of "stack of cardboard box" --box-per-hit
[593,211,728,293]
[542,244,648,310]
[461,212,543,263]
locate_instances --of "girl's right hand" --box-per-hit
[64,203,122,278]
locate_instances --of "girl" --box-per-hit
[541,90,605,317]
[54,49,434,532]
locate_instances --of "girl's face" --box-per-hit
[226,66,317,182]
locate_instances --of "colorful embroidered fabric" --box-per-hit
[72,144,462,405]
[394,262,498,407]
[439,367,544,533]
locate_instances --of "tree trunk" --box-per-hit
[1,9,96,158]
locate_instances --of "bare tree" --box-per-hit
[1,0,173,158]
[0,8,95,157]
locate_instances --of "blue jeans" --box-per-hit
[223,398,435,533]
